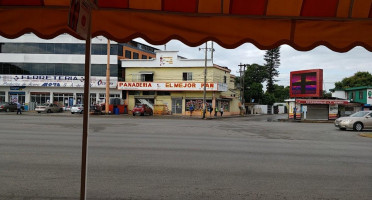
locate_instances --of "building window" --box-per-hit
[30,92,50,105]
[90,93,97,105]
[0,43,118,55]
[133,52,139,59]
[157,91,170,96]
[0,91,5,103]
[143,91,155,95]
[129,91,141,95]
[142,55,148,59]
[359,91,363,99]
[0,62,116,77]
[224,76,227,83]
[350,92,355,100]
[141,74,153,82]
[185,99,212,111]
[183,72,192,81]
[125,50,131,59]
[219,100,230,112]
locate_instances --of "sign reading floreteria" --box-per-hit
[0,75,117,88]
[117,82,220,91]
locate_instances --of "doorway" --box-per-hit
[172,98,182,114]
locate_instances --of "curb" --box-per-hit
[359,133,372,138]
[278,119,334,123]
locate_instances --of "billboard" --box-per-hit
[290,69,323,98]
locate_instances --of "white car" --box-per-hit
[71,104,84,114]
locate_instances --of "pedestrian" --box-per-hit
[293,106,297,120]
[189,104,194,116]
[220,106,224,117]
[16,102,22,115]
[215,107,218,116]
[208,107,213,117]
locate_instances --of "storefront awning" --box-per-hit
[1,0,372,52]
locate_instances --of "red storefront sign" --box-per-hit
[295,99,349,105]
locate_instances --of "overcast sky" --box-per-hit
[134,38,371,92]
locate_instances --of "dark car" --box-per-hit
[132,104,153,116]
[0,102,18,112]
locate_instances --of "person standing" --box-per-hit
[293,106,297,120]
[220,106,224,117]
[189,104,194,116]
[16,102,22,115]
[214,106,218,117]
[208,106,213,117]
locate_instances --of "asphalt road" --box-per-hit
[0,113,371,200]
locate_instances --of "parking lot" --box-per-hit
[0,113,371,199]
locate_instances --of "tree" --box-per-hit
[262,92,276,105]
[244,63,268,85]
[323,90,332,98]
[272,84,290,102]
[243,64,268,103]
[264,47,280,93]
[246,82,264,104]
[335,71,372,89]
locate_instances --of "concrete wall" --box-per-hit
[252,105,268,114]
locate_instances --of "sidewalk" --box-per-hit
[1,110,249,119]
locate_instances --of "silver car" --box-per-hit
[334,111,372,131]
[35,103,63,113]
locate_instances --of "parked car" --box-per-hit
[334,111,372,131]
[0,102,17,112]
[132,104,153,116]
[71,104,84,114]
[35,103,63,113]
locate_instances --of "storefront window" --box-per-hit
[0,91,5,103]
[90,93,96,105]
[76,93,83,104]
[219,100,230,112]
[30,92,50,105]
[53,93,73,107]
[185,99,212,111]
[8,92,25,104]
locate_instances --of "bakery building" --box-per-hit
[118,51,241,116]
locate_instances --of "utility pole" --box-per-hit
[238,63,247,109]
[199,42,214,119]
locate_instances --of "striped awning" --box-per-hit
[1,0,372,52]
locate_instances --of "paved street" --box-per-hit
[0,113,371,200]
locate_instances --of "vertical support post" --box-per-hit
[202,42,208,119]
[105,39,110,114]
[242,64,246,106]
[239,63,243,105]
[80,10,91,200]
[211,42,214,64]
